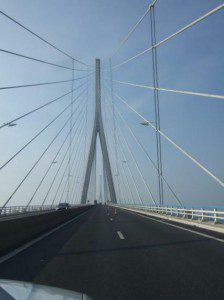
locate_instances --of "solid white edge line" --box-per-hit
[0,209,91,264]
[117,231,125,240]
[120,208,224,244]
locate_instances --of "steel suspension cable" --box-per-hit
[150,5,164,205]
[116,155,134,205]
[117,143,136,205]
[102,76,129,203]
[2,100,85,208]
[117,134,144,205]
[57,132,85,205]
[42,113,85,206]
[50,123,86,206]
[67,127,85,206]
[70,160,82,204]
[114,80,224,101]
[112,4,224,69]
[0,48,88,71]
[104,129,127,204]
[105,133,130,205]
[26,99,86,207]
[105,80,182,206]
[116,136,139,205]
[0,80,89,130]
[108,62,122,203]
[115,115,157,205]
[81,69,90,198]
[0,10,88,66]
[70,151,85,204]
[110,0,157,58]
[112,89,224,188]
[0,87,87,170]
[104,92,156,205]
[102,94,150,204]
[105,137,124,203]
[0,73,92,91]
[112,100,182,206]
[67,60,75,204]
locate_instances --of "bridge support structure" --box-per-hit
[81,59,117,204]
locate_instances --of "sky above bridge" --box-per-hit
[0,0,223,208]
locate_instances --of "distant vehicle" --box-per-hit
[56,203,70,210]
[94,200,97,205]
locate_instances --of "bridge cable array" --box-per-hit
[105,1,224,205]
[112,3,224,69]
[0,48,89,72]
[0,9,93,209]
[1,2,223,209]
[110,0,158,58]
[2,90,88,208]
[0,79,90,130]
[113,90,224,188]
[103,80,182,206]
[0,10,89,66]
[42,117,86,206]
[27,99,87,207]
[102,80,182,205]
[0,87,88,170]
[102,84,156,205]
[0,74,92,92]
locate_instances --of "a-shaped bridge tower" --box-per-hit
[81,59,117,204]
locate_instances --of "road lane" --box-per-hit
[0,205,224,299]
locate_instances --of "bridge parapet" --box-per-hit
[0,205,57,217]
[0,204,88,218]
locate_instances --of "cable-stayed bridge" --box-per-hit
[0,2,224,299]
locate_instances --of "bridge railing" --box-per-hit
[0,205,57,216]
[112,204,224,224]
[0,204,92,217]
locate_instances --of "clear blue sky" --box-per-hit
[0,0,223,207]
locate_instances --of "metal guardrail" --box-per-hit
[0,205,57,216]
[0,204,92,217]
[112,204,224,224]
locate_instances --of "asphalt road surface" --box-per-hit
[0,205,224,299]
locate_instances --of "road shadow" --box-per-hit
[57,237,211,256]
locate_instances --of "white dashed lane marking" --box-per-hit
[117,231,125,240]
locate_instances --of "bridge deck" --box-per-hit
[0,205,224,299]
